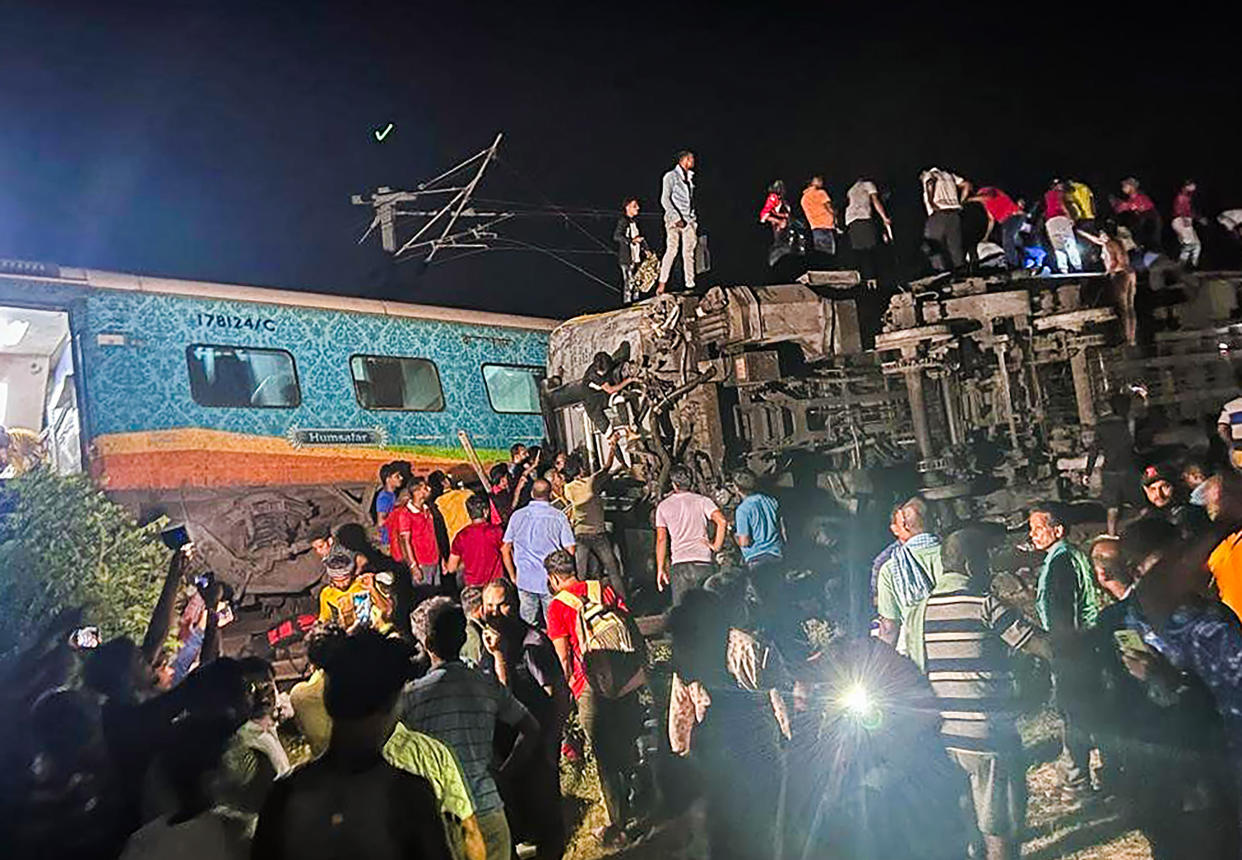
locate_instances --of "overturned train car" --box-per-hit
[543,266,1242,527]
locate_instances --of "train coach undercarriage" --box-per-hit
[544,266,1242,527]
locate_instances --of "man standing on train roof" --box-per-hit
[657,150,697,295]
[1043,179,1083,274]
[800,175,837,257]
[920,166,971,274]
[1111,177,1161,252]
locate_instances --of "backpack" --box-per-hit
[554,580,647,698]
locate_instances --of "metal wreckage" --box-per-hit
[542,265,1242,542]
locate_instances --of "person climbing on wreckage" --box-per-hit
[582,344,646,463]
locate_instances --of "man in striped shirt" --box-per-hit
[1217,369,1242,470]
[401,598,542,860]
[908,530,1050,860]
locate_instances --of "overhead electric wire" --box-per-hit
[488,236,620,294]
[357,137,631,295]
[494,157,617,258]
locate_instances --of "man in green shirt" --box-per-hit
[384,724,485,860]
[562,445,627,599]
[1028,502,1100,802]
[876,497,944,653]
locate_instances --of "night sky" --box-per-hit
[1,1,1235,319]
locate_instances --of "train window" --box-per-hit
[482,364,544,414]
[350,355,444,411]
[186,345,301,408]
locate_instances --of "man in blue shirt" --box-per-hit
[732,469,785,568]
[373,462,404,552]
[657,150,697,295]
[732,469,792,651]
[501,479,576,627]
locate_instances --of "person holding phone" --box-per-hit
[317,548,388,630]
[1083,528,1234,857]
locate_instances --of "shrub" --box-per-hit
[0,467,168,655]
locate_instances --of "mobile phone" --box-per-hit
[71,626,101,649]
[160,524,192,551]
[1113,629,1150,654]
[216,604,235,627]
[352,591,373,627]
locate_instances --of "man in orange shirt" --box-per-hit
[800,176,837,257]
[1194,475,1242,620]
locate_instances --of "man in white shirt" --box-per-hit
[920,167,971,273]
[655,465,728,605]
[845,178,893,287]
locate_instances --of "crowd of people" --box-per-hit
[0,433,793,860]
[16,378,1242,860]
[614,149,1242,305]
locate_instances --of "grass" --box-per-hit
[558,706,1155,860]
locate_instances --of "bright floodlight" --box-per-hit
[841,683,871,715]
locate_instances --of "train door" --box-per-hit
[0,305,81,475]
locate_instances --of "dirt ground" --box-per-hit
[559,707,1155,860]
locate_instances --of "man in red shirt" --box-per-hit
[970,186,1025,269]
[488,464,514,528]
[1172,180,1202,268]
[447,493,505,589]
[1111,177,1161,252]
[1043,180,1082,273]
[389,477,442,586]
[544,549,644,847]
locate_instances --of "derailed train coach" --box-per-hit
[0,259,555,607]
[542,265,1242,584]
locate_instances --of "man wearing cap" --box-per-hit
[317,548,391,630]
[1140,463,1209,540]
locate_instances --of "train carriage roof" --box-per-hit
[0,259,559,332]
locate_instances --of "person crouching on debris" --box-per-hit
[583,351,636,431]
[759,180,796,269]
[969,186,1026,270]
